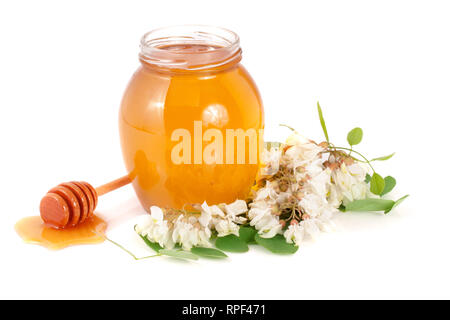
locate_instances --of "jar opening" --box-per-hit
[139,25,242,71]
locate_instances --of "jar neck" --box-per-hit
[139,25,242,74]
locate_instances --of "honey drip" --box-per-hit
[15,215,107,250]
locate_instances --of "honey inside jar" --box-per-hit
[120,26,264,210]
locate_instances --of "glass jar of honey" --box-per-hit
[119,26,264,211]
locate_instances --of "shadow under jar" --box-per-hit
[119,25,264,211]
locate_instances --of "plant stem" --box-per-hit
[95,231,161,260]
[136,254,162,260]
[279,124,298,133]
[332,146,376,172]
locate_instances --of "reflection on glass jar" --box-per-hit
[119,26,264,211]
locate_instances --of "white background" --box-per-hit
[1,0,449,299]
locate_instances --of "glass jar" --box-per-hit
[119,25,264,211]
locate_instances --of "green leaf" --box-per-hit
[365,174,372,183]
[215,234,249,252]
[159,249,199,260]
[138,233,162,253]
[191,247,228,259]
[239,226,257,244]
[381,176,396,196]
[345,198,395,212]
[385,195,409,214]
[370,153,395,161]
[370,173,385,195]
[317,101,329,143]
[347,127,363,146]
[255,234,299,254]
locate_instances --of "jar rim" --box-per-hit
[139,25,242,71]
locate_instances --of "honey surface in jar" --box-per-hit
[120,38,264,210]
[15,215,107,250]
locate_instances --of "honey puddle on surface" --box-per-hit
[15,215,107,250]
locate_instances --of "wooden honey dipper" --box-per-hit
[40,175,131,229]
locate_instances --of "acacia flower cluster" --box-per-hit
[135,199,248,250]
[249,131,370,246]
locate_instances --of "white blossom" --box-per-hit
[199,201,213,227]
[248,201,282,238]
[254,181,278,201]
[135,206,174,249]
[261,147,282,176]
[224,199,248,224]
[301,218,322,240]
[214,218,240,237]
[284,223,305,246]
[252,214,282,238]
[201,201,243,237]
[331,163,370,205]
[172,215,212,250]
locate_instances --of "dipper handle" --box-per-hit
[95,175,132,196]
[39,175,131,229]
